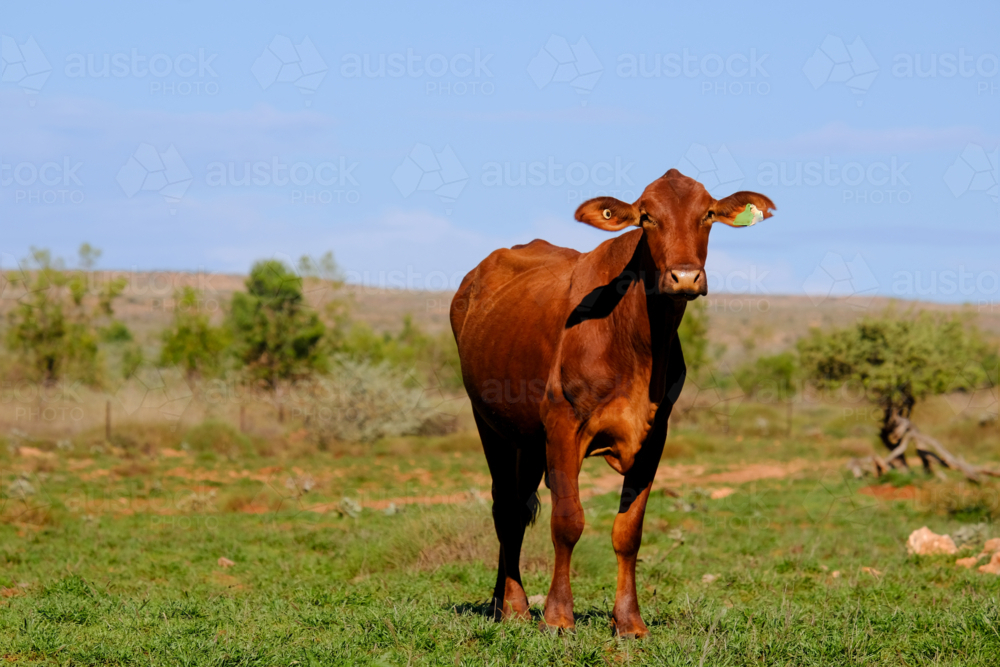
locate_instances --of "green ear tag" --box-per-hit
[732,203,763,227]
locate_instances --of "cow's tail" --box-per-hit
[525,491,541,527]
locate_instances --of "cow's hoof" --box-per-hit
[538,619,576,635]
[492,598,530,622]
[612,618,650,639]
[503,607,531,622]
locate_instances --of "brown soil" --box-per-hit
[859,484,919,500]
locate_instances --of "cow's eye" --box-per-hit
[640,212,654,226]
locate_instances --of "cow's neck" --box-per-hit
[616,233,686,401]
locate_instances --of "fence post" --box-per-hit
[105,399,111,441]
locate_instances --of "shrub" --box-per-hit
[298,358,441,444]
[159,287,229,379]
[4,246,124,385]
[184,420,253,457]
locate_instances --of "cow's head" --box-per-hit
[575,169,775,299]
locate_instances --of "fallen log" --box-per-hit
[851,411,1000,483]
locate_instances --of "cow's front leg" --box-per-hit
[611,424,665,638]
[542,418,584,632]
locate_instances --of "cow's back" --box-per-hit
[451,239,579,438]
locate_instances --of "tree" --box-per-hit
[4,245,124,385]
[298,251,352,351]
[297,251,344,284]
[228,260,326,392]
[77,243,102,270]
[159,287,230,379]
[798,310,998,480]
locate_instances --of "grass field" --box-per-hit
[2,393,1000,665]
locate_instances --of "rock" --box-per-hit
[217,557,235,568]
[7,478,35,499]
[861,566,882,577]
[710,487,736,500]
[338,497,362,518]
[956,556,983,569]
[528,594,546,607]
[906,526,958,555]
[831,571,841,578]
[979,552,1000,575]
[984,538,1000,554]
[702,573,719,584]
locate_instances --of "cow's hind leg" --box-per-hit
[474,411,544,621]
[542,414,584,632]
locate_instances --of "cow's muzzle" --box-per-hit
[659,267,707,299]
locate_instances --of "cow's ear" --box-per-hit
[575,196,640,232]
[712,191,776,228]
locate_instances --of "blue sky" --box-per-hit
[1,0,998,306]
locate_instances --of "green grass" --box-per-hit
[2,402,1000,665]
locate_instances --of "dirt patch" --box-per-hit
[578,460,813,500]
[159,448,188,458]
[697,460,812,485]
[237,503,271,514]
[17,447,55,459]
[79,469,111,481]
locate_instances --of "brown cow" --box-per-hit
[450,169,775,637]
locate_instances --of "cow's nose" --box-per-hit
[661,268,707,298]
